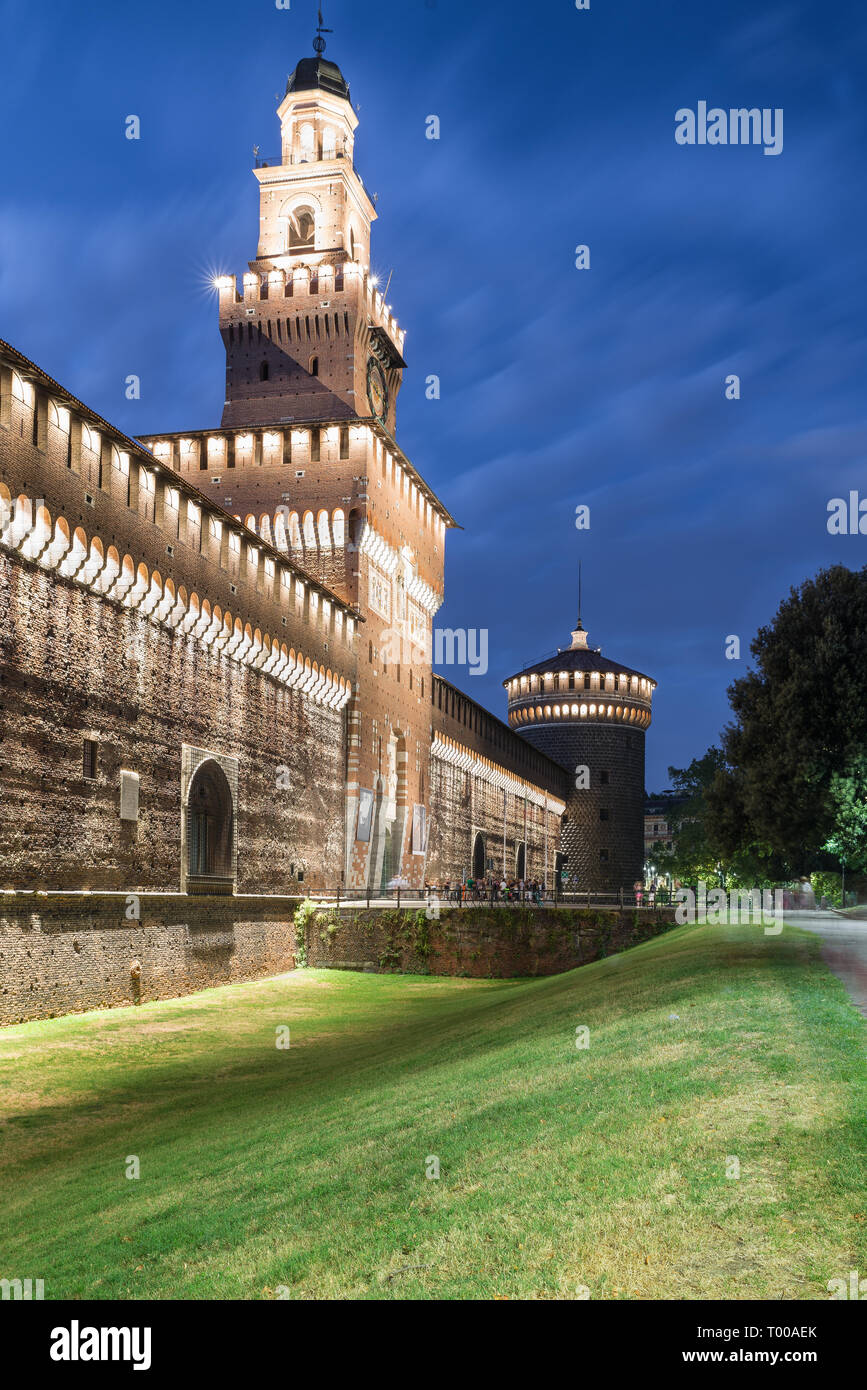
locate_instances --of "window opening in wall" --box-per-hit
[288,207,315,250]
[82,739,98,780]
[260,361,270,381]
[472,832,486,880]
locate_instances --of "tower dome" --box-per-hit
[504,618,656,893]
[286,55,351,103]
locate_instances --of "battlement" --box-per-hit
[138,421,456,533]
[433,675,568,800]
[215,263,405,357]
[0,341,356,712]
[506,661,654,732]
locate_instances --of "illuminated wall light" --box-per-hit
[207,436,225,454]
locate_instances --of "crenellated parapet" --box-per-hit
[215,263,406,359]
[0,341,356,711]
[505,624,655,733]
[432,732,566,814]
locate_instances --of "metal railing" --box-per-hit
[254,152,347,169]
[305,886,668,912]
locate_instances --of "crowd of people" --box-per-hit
[425,877,549,905]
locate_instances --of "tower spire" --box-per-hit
[570,560,589,649]
[313,5,333,55]
[577,559,583,630]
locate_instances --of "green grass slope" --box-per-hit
[0,921,864,1299]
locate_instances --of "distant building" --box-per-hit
[644,791,687,859]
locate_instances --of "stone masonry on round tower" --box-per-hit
[504,618,655,893]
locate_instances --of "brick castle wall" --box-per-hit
[0,893,300,1025]
[0,895,677,1025]
[303,904,677,978]
[0,548,346,893]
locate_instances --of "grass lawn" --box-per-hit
[0,920,865,1300]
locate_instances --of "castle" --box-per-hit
[0,41,654,932]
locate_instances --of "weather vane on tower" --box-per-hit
[313,5,332,55]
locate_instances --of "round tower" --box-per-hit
[504,618,655,893]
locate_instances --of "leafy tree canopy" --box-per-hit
[706,565,867,875]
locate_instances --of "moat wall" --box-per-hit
[0,893,301,1025]
[0,895,679,1025]
[302,905,679,977]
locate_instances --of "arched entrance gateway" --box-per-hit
[185,758,235,894]
[515,842,526,880]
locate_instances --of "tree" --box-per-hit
[822,758,867,875]
[706,565,867,875]
[652,749,726,886]
[656,748,783,887]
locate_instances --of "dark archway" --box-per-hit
[472,832,486,880]
[380,827,393,894]
[186,759,234,892]
[515,842,526,880]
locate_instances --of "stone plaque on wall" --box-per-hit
[356,788,374,842]
[119,770,140,822]
[412,803,426,855]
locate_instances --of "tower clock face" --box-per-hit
[366,357,388,424]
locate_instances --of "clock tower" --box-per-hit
[217,40,406,433]
[177,29,454,894]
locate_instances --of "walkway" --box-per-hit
[792,910,867,1018]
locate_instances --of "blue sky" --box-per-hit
[1,0,865,789]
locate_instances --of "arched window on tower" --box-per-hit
[259,361,269,382]
[322,127,336,159]
[299,123,315,162]
[288,206,315,252]
[310,356,319,378]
